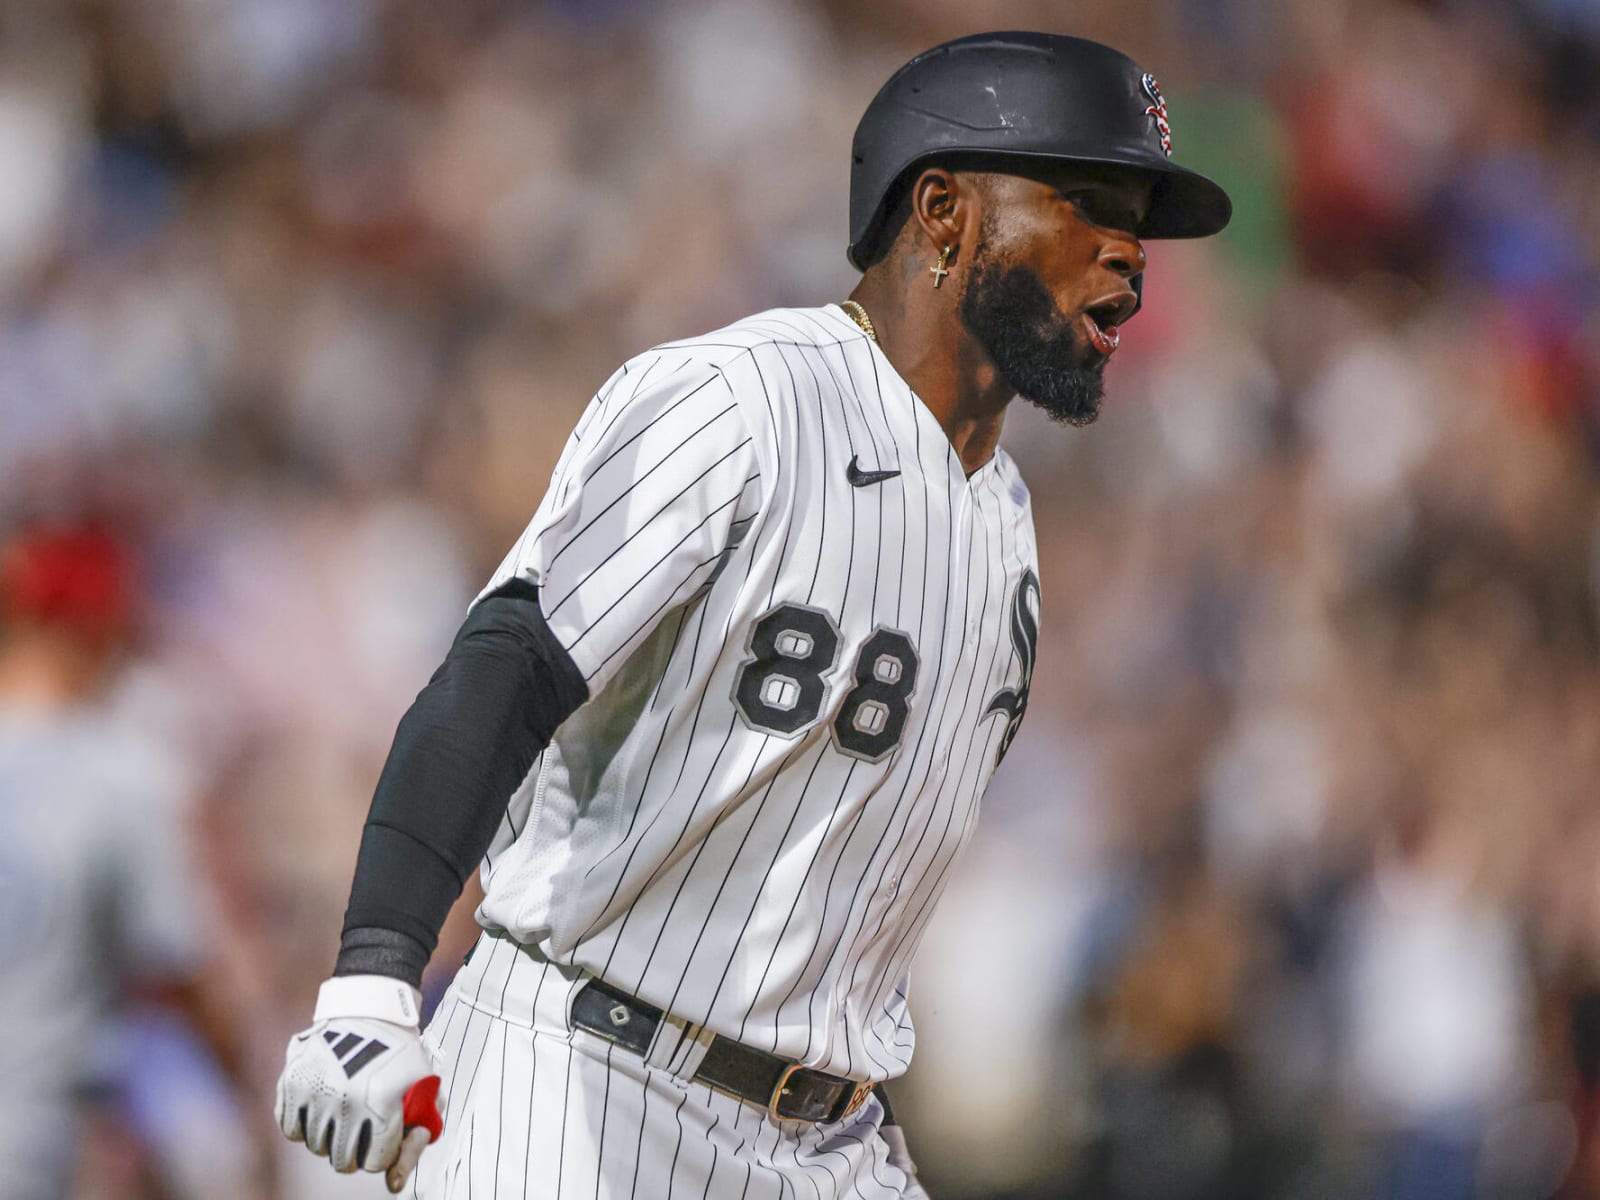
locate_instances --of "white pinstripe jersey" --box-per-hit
[475,304,1040,1081]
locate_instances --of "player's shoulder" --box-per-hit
[648,306,859,366]
[606,307,845,407]
[622,306,857,429]
[601,309,849,476]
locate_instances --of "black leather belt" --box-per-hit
[571,977,873,1123]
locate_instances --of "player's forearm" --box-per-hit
[337,579,587,986]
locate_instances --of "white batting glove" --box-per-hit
[275,976,445,1192]
[882,1125,931,1200]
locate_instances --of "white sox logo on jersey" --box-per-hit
[1141,73,1172,157]
[984,567,1038,765]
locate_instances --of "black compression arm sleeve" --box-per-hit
[335,579,588,986]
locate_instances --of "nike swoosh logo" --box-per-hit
[846,455,900,487]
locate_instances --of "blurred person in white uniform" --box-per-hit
[0,521,262,1200]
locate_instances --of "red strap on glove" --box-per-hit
[403,1076,444,1142]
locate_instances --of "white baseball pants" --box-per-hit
[407,933,914,1199]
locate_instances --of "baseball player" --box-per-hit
[276,32,1230,1198]
[0,523,264,1199]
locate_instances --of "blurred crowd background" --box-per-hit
[3,0,1599,1197]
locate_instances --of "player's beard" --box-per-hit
[958,259,1107,427]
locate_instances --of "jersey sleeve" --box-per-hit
[484,353,765,695]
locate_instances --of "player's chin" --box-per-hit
[1013,357,1107,427]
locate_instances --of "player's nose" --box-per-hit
[1098,232,1146,281]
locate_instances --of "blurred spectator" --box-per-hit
[1337,807,1533,1200]
[0,520,265,1199]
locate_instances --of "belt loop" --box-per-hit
[644,1013,690,1073]
[672,1023,717,1080]
[644,1015,717,1080]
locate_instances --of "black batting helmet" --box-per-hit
[848,31,1233,270]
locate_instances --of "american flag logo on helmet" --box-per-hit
[1141,73,1172,157]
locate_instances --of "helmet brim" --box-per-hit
[1057,152,1232,240]
[847,148,1232,269]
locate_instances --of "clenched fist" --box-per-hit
[275,976,445,1193]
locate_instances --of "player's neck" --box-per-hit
[847,279,1012,476]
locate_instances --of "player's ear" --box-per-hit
[907,167,979,272]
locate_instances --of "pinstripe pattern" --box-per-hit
[469,305,1038,1101]
[414,938,908,1198]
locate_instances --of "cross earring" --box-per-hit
[930,246,951,288]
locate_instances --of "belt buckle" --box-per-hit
[767,1065,874,1124]
[766,1062,805,1122]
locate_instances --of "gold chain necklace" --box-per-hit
[840,300,877,344]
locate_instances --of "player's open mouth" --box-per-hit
[1083,304,1121,357]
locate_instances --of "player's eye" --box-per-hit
[1062,191,1137,234]
[1061,191,1104,220]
